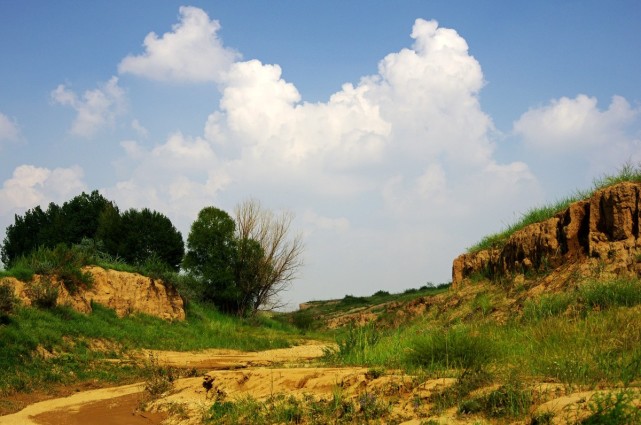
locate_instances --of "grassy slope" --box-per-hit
[0,299,302,395]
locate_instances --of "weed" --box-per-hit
[366,367,386,379]
[482,380,532,418]
[142,353,176,398]
[582,390,641,424]
[291,309,314,333]
[530,411,555,424]
[431,368,493,412]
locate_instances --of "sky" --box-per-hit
[1,1,640,309]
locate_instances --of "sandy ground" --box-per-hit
[0,342,632,425]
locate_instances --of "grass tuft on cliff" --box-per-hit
[468,162,641,253]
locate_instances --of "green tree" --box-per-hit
[1,191,115,267]
[100,208,184,271]
[183,207,238,312]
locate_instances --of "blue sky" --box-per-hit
[1,1,640,308]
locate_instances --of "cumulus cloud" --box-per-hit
[203,18,531,211]
[0,165,86,215]
[109,13,542,303]
[0,113,20,143]
[105,133,229,233]
[51,76,126,138]
[118,6,239,83]
[514,94,640,152]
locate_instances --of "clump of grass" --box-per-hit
[205,391,389,424]
[407,326,495,371]
[468,162,641,253]
[522,293,574,322]
[325,322,382,364]
[579,278,641,310]
[431,368,493,413]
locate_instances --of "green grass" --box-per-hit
[0,301,300,395]
[468,162,641,253]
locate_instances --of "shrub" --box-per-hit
[291,309,315,333]
[27,277,59,309]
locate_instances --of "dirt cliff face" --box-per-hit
[453,182,641,288]
[5,266,185,320]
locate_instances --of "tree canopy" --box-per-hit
[1,191,184,271]
[184,201,303,316]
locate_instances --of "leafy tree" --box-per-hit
[183,207,238,312]
[1,191,115,267]
[1,191,184,272]
[97,208,184,271]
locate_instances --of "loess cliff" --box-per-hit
[4,266,185,320]
[453,181,641,288]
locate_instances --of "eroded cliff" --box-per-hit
[4,266,185,320]
[453,182,641,288]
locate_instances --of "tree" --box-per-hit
[234,199,304,314]
[1,191,114,267]
[183,207,238,312]
[96,207,184,271]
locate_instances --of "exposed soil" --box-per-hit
[0,342,631,424]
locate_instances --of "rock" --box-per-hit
[3,266,185,320]
[453,182,641,288]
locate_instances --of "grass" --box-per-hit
[468,161,641,253]
[205,390,390,424]
[0,301,299,395]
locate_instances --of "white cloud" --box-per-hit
[0,113,20,143]
[106,14,543,305]
[105,133,229,234]
[51,76,126,138]
[0,165,86,216]
[131,119,148,138]
[514,94,640,153]
[118,6,239,83]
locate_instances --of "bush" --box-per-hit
[407,326,495,371]
[27,277,59,309]
[291,309,315,333]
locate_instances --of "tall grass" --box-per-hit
[468,162,641,253]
